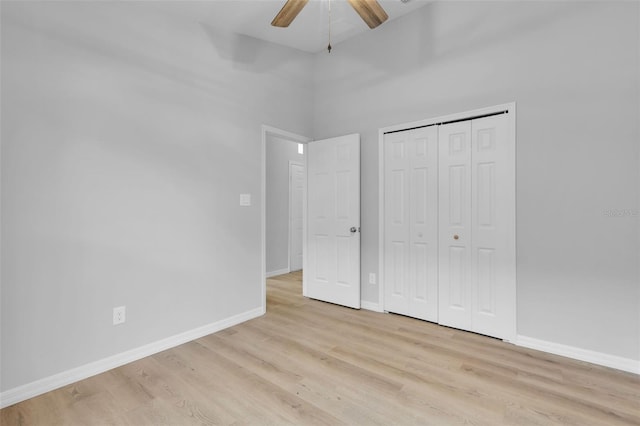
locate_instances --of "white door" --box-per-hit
[438,121,473,330]
[305,134,360,309]
[439,114,515,340]
[469,115,515,340]
[289,162,304,271]
[384,127,439,322]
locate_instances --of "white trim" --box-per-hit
[516,335,640,375]
[266,268,291,278]
[0,307,263,409]
[361,301,384,313]
[378,102,517,338]
[261,125,311,313]
[302,139,309,296]
[377,126,385,312]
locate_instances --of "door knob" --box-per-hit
[350,227,357,233]
[453,234,459,240]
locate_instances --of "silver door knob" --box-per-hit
[350,227,357,233]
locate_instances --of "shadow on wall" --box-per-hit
[2,4,274,184]
[321,1,595,92]
[199,22,308,74]
[3,6,229,101]
[4,2,310,107]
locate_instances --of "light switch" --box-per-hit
[240,194,251,206]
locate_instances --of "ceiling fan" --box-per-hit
[271,0,389,30]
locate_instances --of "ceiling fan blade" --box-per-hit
[347,0,389,29]
[271,0,309,27]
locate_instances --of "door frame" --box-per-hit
[377,102,517,335]
[288,161,304,272]
[261,125,311,313]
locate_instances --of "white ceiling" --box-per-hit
[154,0,431,53]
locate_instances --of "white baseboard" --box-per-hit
[516,335,640,375]
[361,301,384,313]
[266,268,290,278]
[0,307,264,409]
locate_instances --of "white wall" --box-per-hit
[0,1,312,393]
[266,136,304,274]
[313,1,639,361]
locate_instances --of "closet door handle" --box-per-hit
[453,234,459,240]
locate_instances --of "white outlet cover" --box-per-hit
[240,193,251,206]
[369,273,376,285]
[113,306,126,325]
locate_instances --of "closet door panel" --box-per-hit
[384,132,410,314]
[471,115,516,340]
[408,127,439,321]
[438,121,472,330]
[384,127,438,321]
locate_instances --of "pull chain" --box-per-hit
[327,0,332,53]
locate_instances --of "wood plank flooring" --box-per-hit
[2,271,639,425]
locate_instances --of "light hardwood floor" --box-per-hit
[2,271,639,425]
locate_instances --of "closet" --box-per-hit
[383,111,515,341]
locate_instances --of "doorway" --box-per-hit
[262,125,310,312]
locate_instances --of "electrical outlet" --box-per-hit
[113,306,126,325]
[369,273,376,285]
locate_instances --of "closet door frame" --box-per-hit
[378,102,517,341]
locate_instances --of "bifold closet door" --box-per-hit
[384,127,438,322]
[438,114,515,340]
